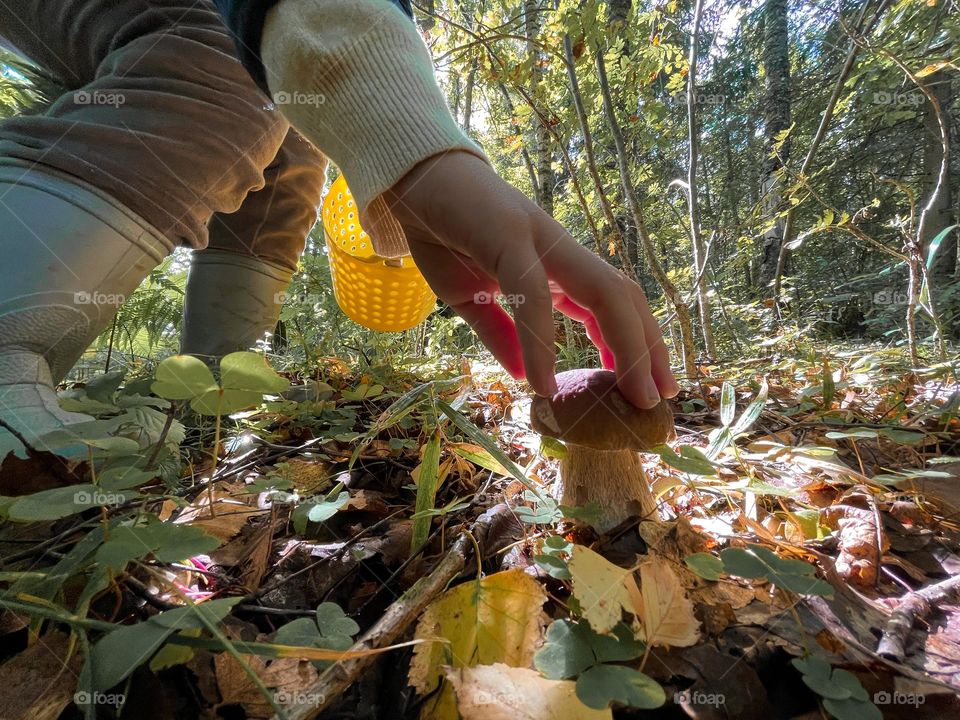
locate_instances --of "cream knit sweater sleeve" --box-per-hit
[261,0,487,257]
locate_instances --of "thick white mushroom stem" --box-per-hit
[557,444,658,532]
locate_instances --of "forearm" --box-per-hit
[215,0,487,257]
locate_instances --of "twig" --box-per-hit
[876,573,960,661]
[280,532,472,720]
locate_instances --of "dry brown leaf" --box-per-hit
[0,631,81,720]
[239,521,276,589]
[632,556,700,647]
[445,664,611,720]
[821,500,888,587]
[174,481,265,543]
[214,652,318,719]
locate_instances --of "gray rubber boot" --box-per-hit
[179,249,293,360]
[0,162,174,461]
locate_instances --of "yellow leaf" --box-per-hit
[409,569,547,720]
[446,663,612,720]
[568,545,637,635]
[917,60,948,76]
[633,556,700,647]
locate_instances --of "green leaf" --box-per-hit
[588,622,645,663]
[534,620,644,682]
[436,399,541,498]
[721,545,833,597]
[822,697,883,720]
[305,490,350,524]
[8,484,138,522]
[341,383,384,401]
[653,444,716,476]
[925,224,958,269]
[534,620,596,680]
[576,664,665,710]
[410,430,441,553]
[792,656,880,720]
[273,617,321,646]
[877,428,926,445]
[148,635,197,671]
[98,465,155,491]
[220,351,289,394]
[825,430,878,440]
[151,355,217,400]
[315,602,359,643]
[515,494,561,525]
[87,598,240,690]
[730,381,768,437]
[720,382,736,426]
[684,552,723,581]
[85,371,125,403]
[36,418,141,454]
[533,554,571,579]
[792,654,832,682]
[96,520,219,571]
[87,620,172,691]
[540,435,568,459]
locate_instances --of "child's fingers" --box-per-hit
[536,226,659,407]
[553,295,616,369]
[628,283,680,397]
[493,242,558,397]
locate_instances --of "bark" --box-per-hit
[772,1,889,301]
[525,0,554,215]
[922,70,955,280]
[497,81,541,197]
[757,0,792,296]
[595,50,698,376]
[562,30,627,263]
[418,0,436,31]
[685,0,716,357]
[462,55,477,133]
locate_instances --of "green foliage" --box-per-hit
[152,351,288,416]
[792,655,881,720]
[535,619,664,711]
[719,545,834,597]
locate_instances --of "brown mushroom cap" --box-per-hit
[530,369,676,451]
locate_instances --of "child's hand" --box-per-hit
[368,151,680,409]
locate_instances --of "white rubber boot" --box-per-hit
[0,162,174,460]
[179,249,293,360]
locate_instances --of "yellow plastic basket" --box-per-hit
[320,175,436,332]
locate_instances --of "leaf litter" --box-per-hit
[0,350,959,718]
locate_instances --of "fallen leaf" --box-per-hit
[409,569,547,719]
[821,500,888,587]
[632,556,700,647]
[0,631,81,720]
[568,545,637,635]
[445,663,611,720]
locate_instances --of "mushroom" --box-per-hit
[530,368,676,532]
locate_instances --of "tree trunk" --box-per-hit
[562,30,628,266]
[525,0,553,215]
[462,56,477,134]
[772,1,888,301]
[922,70,955,280]
[595,50,697,376]
[685,0,716,357]
[757,0,791,296]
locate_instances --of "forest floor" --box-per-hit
[1,346,959,720]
